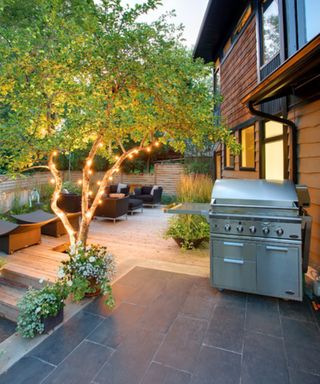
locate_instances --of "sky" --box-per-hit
[123,0,209,48]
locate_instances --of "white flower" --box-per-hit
[38,278,44,284]
[35,307,41,314]
[89,256,96,263]
[57,269,65,279]
[66,280,73,287]
[69,244,76,255]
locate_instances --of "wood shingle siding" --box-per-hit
[290,99,320,267]
[220,17,258,128]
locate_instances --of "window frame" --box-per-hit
[260,119,288,180]
[239,125,256,171]
[224,142,235,170]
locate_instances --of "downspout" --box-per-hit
[248,101,298,184]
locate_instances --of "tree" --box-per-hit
[0,0,236,249]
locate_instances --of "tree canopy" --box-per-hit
[0,0,237,245]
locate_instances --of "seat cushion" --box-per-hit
[138,194,154,203]
[128,198,143,209]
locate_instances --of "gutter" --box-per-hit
[248,101,298,184]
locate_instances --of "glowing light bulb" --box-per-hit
[128,154,133,159]
[50,178,55,184]
[77,180,82,185]
[155,141,160,147]
[99,199,102,204]
[87,159,92,166]
[97,181,101,186]
[146,147,151,153]
[88,169,93,175]
[85,212,91,219]
[134,149,139,154]
[52,151,58,156]
[89,191,93,196]
[98,142,103,148]
[108,176,113,181]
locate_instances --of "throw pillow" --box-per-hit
[117,183,127,193]
[134,187,141,195]
[150,185,159,196]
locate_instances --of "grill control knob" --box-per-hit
[237,225,244,233]
[224,224,231,232]
[276,228,284,236]
[249,226,256,234]
[262,227,270,235]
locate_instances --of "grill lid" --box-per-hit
[211,179,298,209]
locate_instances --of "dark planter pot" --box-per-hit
[173,237,208,250]
[42,308,64,333]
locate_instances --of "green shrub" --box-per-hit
[164,214,209,250]
[16,282,68,338]
[161,193,177,205]
[62,181,82,194]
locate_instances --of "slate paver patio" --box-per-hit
[1,266,320,384]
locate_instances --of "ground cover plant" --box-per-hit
[0,0,237,252]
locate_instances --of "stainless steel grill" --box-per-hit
[209,179,311,301]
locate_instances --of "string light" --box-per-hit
[77,180,82,185]
[89,191,93,196]
[146,147,151,153]
[87,159,92,166]
[128,154,133,159]
[108,176,113,181]
[88,169,93,175]
[50,178,55,184]
[97,180,101,186]
[115,168,120,173]
[155,141,160,147]
[134,149,139,154]
[52,151,58,156]
[98,199,102,204]
[98,142,103,148]
[85,212,91,219]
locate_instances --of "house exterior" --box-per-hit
[194,0,320,268]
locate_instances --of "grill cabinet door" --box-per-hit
[257,243,302,300]
[211,239,256,292]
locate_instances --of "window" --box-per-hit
[232,4,252,40]
[261,0,280,64]
[297,0,320,47]
[240,126,255,169]
[225,145,235,169]
[263,120,285,181]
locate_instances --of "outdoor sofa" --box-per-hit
[131,185,163,207]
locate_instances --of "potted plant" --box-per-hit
[58,243,116,306]
[164,214,210,250]
[16,282,68,338]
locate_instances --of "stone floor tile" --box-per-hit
[204,304,245,353]
[288,368,320,384]
[282,318,320,348]
[191,345,241,384]
[154,315,208,373]
[214,289,247,308]
[279,298,315,322]
[245,295,282,337]
[141,362,191,384]
[180,284,216,320]
[241,332,289,384]
[42,340,113,384]
[0,356,54,384]
[29,310,103,366]
[93,327,164,384]
[87,302,145,348]
[0,317,16,343]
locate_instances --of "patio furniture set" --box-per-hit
[0,183,162,254]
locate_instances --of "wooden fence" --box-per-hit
[0,163,185,212]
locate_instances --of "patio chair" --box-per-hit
[94,195,129,223]
[11,210,80,237]
[0,220,43,254]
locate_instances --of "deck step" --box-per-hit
[0,281,27,322]
[1,263,57,289]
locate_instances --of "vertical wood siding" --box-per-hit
[289,99,320,267]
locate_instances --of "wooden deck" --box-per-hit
[0,208,210,321]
